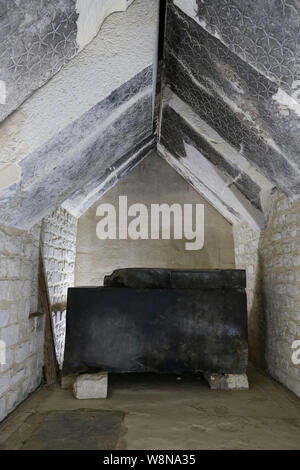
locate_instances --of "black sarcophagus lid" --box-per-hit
[63,269,248,376]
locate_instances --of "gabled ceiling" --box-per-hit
[0,0,157,229]
[0,0,300,232]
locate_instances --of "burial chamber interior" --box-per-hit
[1,0,300,428]
[63,268,248,377]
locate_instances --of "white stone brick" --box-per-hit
[0,397,7,422]
[0,396,6,422]
[7,389,19,413]
[5,236,22,255]
[15,342,30,364]
[19,300,31,321]
[0,229,6,247]
[234,191,300,397]
[23,242,34,258]
[293,255,300,267]
[0,310,9,328]
[73,372,108,399]
[1,324,19,347]
[0,221,44,423]
[7,280,23,301]
[0,257,7,278]
[0,347,13,373]
[0,372,10,397]
[22,280,32,297]
[8,304,18,324]
[0,280,9,300]
[11,368,25,386]
[6,258,21,278]
[204,373,249,390]
[40,207,77,368]
[21,259,34,278]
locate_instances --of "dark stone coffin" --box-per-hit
[63,269,248,376]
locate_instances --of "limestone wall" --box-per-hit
[234,191,300,396]
[41,208,78,367]
[0,206,77,422]
[0,224,44,422]
[75,153,235,286]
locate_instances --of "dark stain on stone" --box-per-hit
[161,105,238,178]
[218,63,247,95]
[19,410,124,450]
[233,173,263,212]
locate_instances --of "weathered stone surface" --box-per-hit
[0,223,44,423]
[0,0,78,122]
[204,373,249,390]
[41,207,77,368]
[159,1,300,228]
[234,191,300,398]
[62,135,155,218]
[73,372,108,399]
[160,104,263,212]
[190,0,300,95]
[0,66,153,230]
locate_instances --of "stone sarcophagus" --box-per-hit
[63,269,248,378]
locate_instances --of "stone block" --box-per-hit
[204,373,249,390]
[73,372,108,399]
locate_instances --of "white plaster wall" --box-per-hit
[0,0,158,169]
[75,153,235,286]
[76,0,135,50]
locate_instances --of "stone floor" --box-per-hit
[0,365,300,450]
